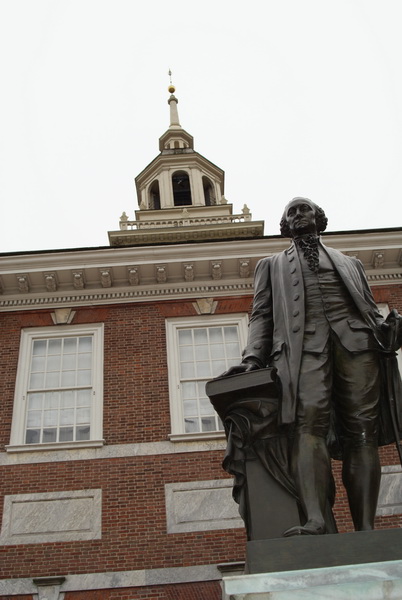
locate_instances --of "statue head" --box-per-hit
[280,197,328,238]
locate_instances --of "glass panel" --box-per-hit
[209,328,223,343]
[47,354,61,372]
[28,393,43,410]
[25,429,40,444]
[48,339,62,355]
[210,344,224,359]
[61,390,75,407]
[43,410,58,426]
[179,346,193,362]
[224,326,239,342]
[62,354,76,371]
[44,392,60,409]
[196,362,211,378]
[199,397,213,415]
[78,353,91,370]
[181,382,196,398]
[61,370,75,387]
[76,407,90,424]
[60,409,74,426]
[178,329,192,345]
[180,362,195,379]
[59,427,74,442]
[201,417,216,432]
[45,371,59,389]
[184,418,199,433]
[197,381,208,398]
[27,411,42,427]
[76,425,90,441]
[63,338,77,353]
[226,342,240,359]
[183,399,197,416]
[211,360,226,377]
[77,370,91,386]
[43,428,57,443]
[193,328,208,344]
[194,345,209,361]
[29,372,44,389]
[32,340,46,355]
[77,389,91,406]
[78,336,92,352]
[31,356,46,372]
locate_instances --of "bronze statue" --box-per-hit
[224,198,402,536]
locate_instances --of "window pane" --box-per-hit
[196,362,211,378]
[209,328,223,343]
[212,360,226,377]
[33,340,46,356]
[78,353,91,369]
[60,409,74,425]
[179,346,193,362]
[183,399,197,416]
[59,427,74,442]
[44,392,60,409]
[201,417,216,432]
[26,429,40,444]
[77,370,91,385]
[181,382,196,399]
[31,356,46,372]
[78,337,92,352]
[63,338,77,353]
[195,345,209,361]
[27,411,42,427]
[180,362,195,378]
[61,390,75,407]
[77,389,91,406]
[178,329,192,345]
[28,393,43,410]
[48,339,62,355]
[62,354,76,371]
[43,410,58,426]
[43,428,57,443]
[193,328,208,344]
[45,371,60,389]
[47,355,61,372]
[224,326,239,342]
[61,370,75,387]
[210,344,224,359]
[76,425,90,441]
[29,372,44,389]
[226,342,240,358]
[76,407,90,424]
[184,418,199,433]
[199,397,213,415]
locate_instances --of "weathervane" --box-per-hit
[168,69,175,94]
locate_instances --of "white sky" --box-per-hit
[0,0,401,253]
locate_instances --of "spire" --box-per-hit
[167,70,180,129]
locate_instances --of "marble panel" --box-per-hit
[165,479,243,533]
[0,489,102,545]
[377,466,402,516]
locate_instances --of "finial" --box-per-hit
[168,69,175,94]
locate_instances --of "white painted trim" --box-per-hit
[165,313,249,435]
[9,323,104,447]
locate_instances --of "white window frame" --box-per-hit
[7,323,104,453]
[166,313,248,441]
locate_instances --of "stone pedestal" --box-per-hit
[223,529,402,599]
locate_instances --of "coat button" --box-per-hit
[293,310,299,317]
[290,267,296,274]
[292,279,299,286]
[294,293,300,300]
[289,255,295,262]
[293,325,300,332]
[253,343,262,349]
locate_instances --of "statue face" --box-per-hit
[285,199,317,237]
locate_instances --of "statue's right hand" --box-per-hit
[219,359,261,378]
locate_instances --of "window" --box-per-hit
[166,314,248,439]
[8,324,104,451]
[172,170,192,206]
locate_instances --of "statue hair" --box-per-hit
[279,197,328,238]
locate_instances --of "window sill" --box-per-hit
[5,440,105,453]
[168,431,226,443]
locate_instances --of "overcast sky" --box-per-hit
[0,0,401,253]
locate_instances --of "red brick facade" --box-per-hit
[0,282,401,598]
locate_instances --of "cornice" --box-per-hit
[0,231,401,312]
